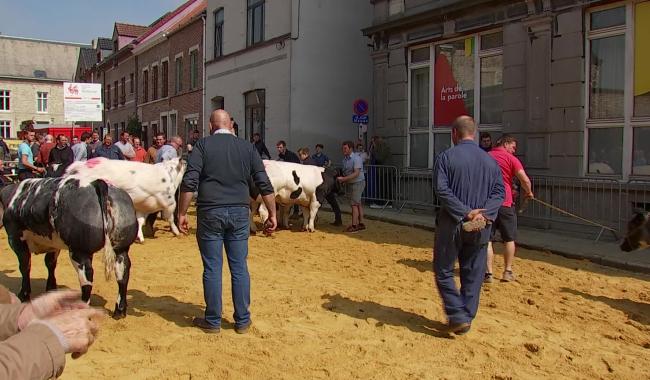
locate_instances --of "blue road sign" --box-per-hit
[353,115,369,123]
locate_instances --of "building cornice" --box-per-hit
[362,0,500,36]
[0,75,68,83]
[206,33,290,66]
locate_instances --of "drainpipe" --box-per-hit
[201,12,206,137]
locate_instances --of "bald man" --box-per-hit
[178,109,277,334]
[433,115,504,335]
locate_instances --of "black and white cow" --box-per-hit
[0,177,138,318]
[620,210,650,251]
[252,161,341,232]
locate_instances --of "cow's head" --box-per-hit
[620,209,650,252]
[315,168,341,204]
[161,157,187,190]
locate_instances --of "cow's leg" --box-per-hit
[143,212,158,238]
[69,252,94,303]
[44,250,61,292]
[136,212,146,243]
[7,234,32,301]
[280,205,291,229]
[162,207,180,236]
[112,248,131,319]
[258,202,269,224]
[301,205,310,231]
[308,200,321,232]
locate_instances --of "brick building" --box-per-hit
[133,0,205,146]
[98,23,150,137]
[0,35,89,138]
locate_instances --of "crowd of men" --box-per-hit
[9,129,193,181]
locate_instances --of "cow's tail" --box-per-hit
[91,179,116,280]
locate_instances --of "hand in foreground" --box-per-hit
[525,191,534,199]
[178,214,189,235]
[39,308,106,358]
[336,176,345,183]
[18,290,88,330]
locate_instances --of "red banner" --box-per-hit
[434,54,469,126]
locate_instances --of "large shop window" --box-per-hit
[407,31,503,168]
[586,1,650,178]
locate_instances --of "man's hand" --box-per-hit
[39,308,106,358]
[466,209,486,221]
[524,191,534,199]
[336,176,345,183]
[178,214,189,235]
[462,209,487,232]
[18,290,88,330]
[264,215,277,235]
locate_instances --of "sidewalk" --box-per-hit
[322,200,650,274]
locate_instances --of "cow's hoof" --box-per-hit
[17,292,30,302]
[112,309,127,320]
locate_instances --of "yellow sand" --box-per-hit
[0,211,648,379]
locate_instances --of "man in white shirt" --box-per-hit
[156,136,183,163]
[114,131,136,160]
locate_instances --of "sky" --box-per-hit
[0,0,187,44]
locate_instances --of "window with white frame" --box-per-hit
[586,1,650,177]
[0,121,10,138]
[37,91,48,113]
[407,31,503,168]
[247,0,264,46]
[0,90,9,111]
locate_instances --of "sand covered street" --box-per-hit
[0,212,648,379]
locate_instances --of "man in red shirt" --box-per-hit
[485,134,533,283]
[38,134,56,166]
[131,137,147,162]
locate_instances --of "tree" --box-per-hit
[126,114,142,138]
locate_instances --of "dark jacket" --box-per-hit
[253,140,271,159]
[433,140,505,246]
[48,145,74,177]
[279,149,300,163]
[93,144,125,160]
[181,132,273,209]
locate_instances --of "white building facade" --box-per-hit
[204,0,373,157]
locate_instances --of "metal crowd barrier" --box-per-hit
[517,175,650,240]
[331,163,650,240]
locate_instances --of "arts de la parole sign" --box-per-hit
[433,54,470,127]
[64,82,103,122]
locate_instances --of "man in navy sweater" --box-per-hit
[178,109,277,335]
[433,116,504,335]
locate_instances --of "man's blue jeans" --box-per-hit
[196,206,251,329]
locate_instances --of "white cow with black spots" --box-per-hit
[65,157,187,242]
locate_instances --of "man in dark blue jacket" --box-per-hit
[178,109,276,335]
[92,135,124,160]
[433,116,504,335]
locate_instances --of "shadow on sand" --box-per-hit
[561,287,650,326]
[321,293,450,338]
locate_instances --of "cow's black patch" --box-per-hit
[161,178,167,183]
[130,170,136,175]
